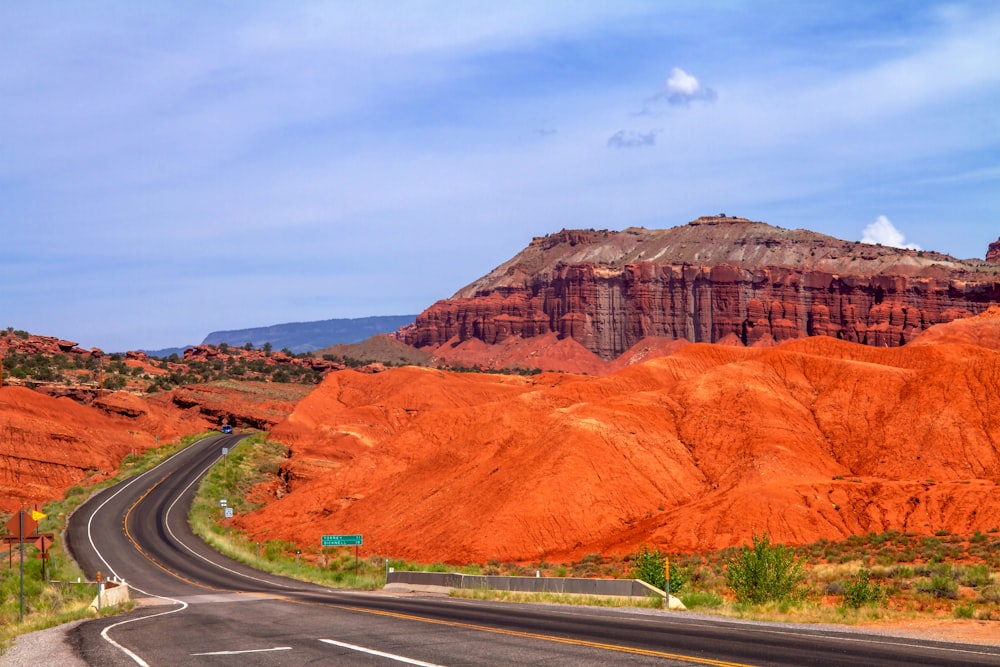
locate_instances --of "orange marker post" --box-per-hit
[664,555,671,608]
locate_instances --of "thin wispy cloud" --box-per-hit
[861,215,921,250]
[607,129,658,149]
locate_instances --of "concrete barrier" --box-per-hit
[90,581,131,612]
[385,571,685,609]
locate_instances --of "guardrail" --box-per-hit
[386,571,662,598]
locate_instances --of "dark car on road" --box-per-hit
[221,425,233,434]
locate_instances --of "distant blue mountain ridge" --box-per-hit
[143,315,415,357]
[202,315,416,354]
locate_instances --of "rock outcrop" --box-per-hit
[0,332,99,359]
[987,237,1000,264]
[403,217,1000,360]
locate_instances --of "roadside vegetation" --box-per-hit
[0,431,214,651]
[192,438,1000,625]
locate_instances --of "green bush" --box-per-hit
[629,545,686,593]
[958,564,991,588]
[725,533,805,604]
[841,568,886,609]
[916,575,959,599]
[954,604,975,619]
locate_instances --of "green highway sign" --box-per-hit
[322,534,362,547]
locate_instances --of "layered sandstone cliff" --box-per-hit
[403,217,1000,360]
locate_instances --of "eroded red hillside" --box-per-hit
[0,386,208,512]
[241,309,1000,564]
[0,380,309,513]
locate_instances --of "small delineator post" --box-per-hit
[664,556,671,609]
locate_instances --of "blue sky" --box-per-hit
[2,2,998,351]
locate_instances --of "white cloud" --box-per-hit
[607,129,658,149]
[666,67,700,97]
[644,67,717,110]
[860,215,921,250]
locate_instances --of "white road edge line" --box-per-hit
[319,639,445,666]
[191,646,292,655]
[163,447,294,589]
[92,437,288,667]
[86,447,210,666]
[99,602,188,667]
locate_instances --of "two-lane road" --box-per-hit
[65,435,1000,666]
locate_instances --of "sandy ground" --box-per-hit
[857,617,998,646]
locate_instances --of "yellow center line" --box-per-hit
[324,603,757,667]
[120,479,754,666]
[122,475,220,592]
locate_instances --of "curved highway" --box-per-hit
[66,435,1000,666]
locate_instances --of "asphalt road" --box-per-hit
[65,435,1000,666]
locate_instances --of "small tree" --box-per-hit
[725,533,804,604]
[630,545,686,593]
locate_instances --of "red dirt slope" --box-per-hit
[0,380,310,513]
[0,387,208,512]
[242,310,1000,564]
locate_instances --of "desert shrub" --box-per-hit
[916,575,959,599]
[102,375,126,390]
[824,581,844,595]
[958,564,991,588]
[978,585,1000,604]
[629,545,686,593]
[725,533,805,604]
[954,604,976,619]
[841,569,886,609]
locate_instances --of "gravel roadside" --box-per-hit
[0,621,89,667]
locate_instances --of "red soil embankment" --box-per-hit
[0,380,308,513]
[240,310,1000,564]
[0,387,207,512]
